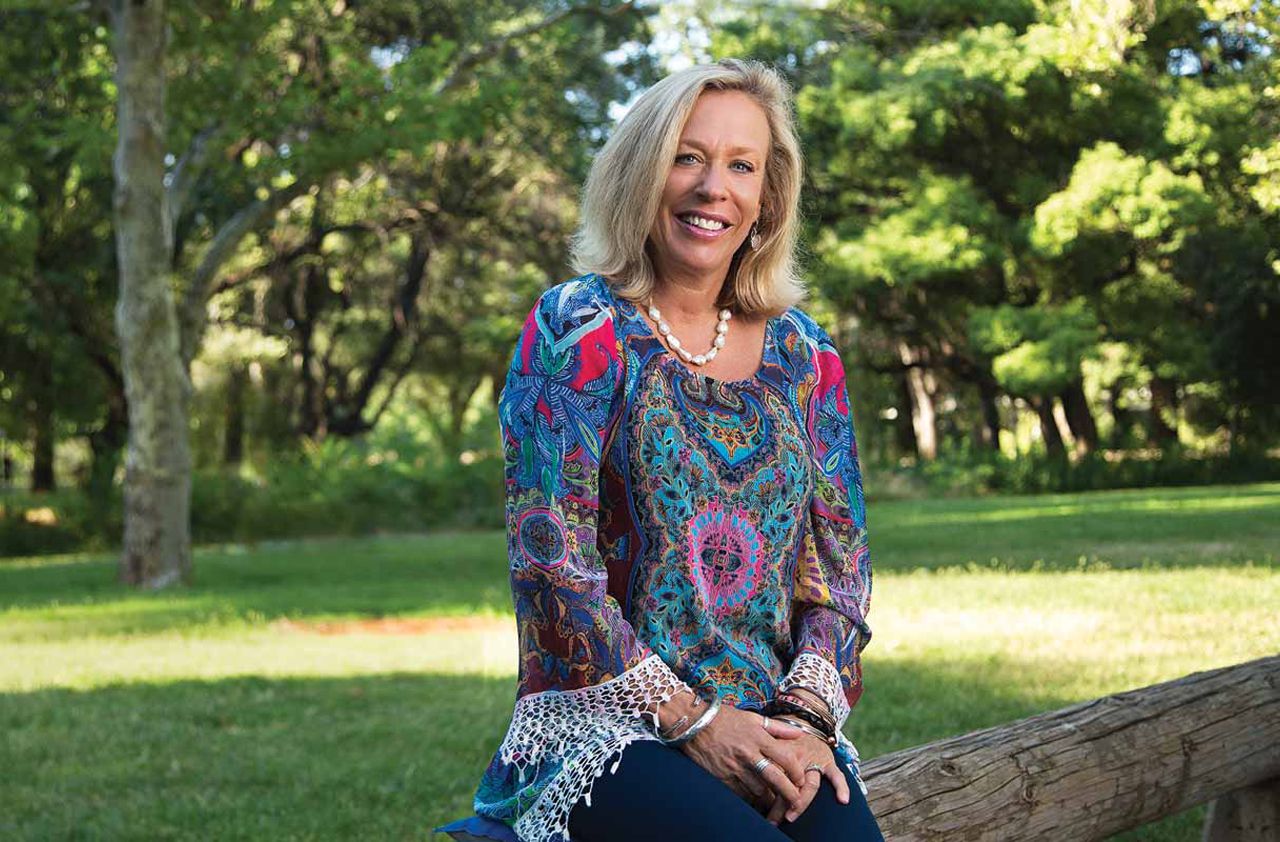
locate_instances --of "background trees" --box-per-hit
[1,0,1276,568]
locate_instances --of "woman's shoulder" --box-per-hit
[526,273,621,351]
[777,304,838,356]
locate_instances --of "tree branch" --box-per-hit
[178,179,311,367]
[433,2,637,96]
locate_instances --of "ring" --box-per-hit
[753,757,773,774]
[760,715,771,731]
[804,762,825,774]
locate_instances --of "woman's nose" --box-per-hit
[696,163,730,200]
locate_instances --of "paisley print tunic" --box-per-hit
[472,273,874,842]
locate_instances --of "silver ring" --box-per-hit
[753,757,773,774]
[760,715,771,730]
[804,762,825,774]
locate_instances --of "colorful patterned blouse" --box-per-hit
[472,273,874,841]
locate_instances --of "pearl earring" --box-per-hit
[749,222,762,251]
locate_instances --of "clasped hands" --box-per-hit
[678,703,851,825]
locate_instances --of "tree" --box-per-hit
[111,0,193,588]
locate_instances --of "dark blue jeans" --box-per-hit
[567,739,885,841]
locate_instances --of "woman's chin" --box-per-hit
[657,247,737,279]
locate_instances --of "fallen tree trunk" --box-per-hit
[862,655,1280,840]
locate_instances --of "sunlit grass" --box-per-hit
[1,483,1276,840]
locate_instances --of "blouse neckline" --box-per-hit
[605,278,781,389]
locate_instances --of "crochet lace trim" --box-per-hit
[499,653,694,842]
[780,652,867,795]
[779,651,851,730]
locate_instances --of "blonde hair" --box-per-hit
[570,58,806,317]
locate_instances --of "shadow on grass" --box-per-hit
[1,661,1205,841]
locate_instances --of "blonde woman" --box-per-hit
[437,58,882,842]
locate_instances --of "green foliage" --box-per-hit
[819,173,1008,290]
[742,0,1280,457]
[874,448,1280,497]
[1031,141,1212,258]
[0,427,506,558]
[969,298,1100,395]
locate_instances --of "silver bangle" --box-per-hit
[659,696,722,747]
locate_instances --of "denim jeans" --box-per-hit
[567,739,885,841]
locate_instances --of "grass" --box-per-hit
[1,482,1277,840]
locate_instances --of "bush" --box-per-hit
[866,448,1280,499]
[2,434,505,559]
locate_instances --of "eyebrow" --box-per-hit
[678,138,765,158]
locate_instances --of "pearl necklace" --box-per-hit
[646,296,732,367]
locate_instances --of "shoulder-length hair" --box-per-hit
[570,58,806,317]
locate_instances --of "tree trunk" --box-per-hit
[1148,375,1180,447]
[894,373,919,457]
[864,656,1280,841]
[899,343,937,460]
[112,0,193,589]
[977,378,1002,453]
[223,364,247,466]
[85,391,128,501]
[1108,377,1134,449]
[1059,378,1099,454]
[1033,396,1066,458]
[291,261,328,441]
[30,378,56,493]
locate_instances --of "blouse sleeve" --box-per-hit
[780,323,874,737]
[482,280,696,841]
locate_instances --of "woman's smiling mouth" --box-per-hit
[676,212,733,238]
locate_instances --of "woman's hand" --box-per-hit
[760,725,850,825]
[676,705,810,814]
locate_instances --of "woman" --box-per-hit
[436,59,882,842]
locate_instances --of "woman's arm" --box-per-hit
[780,320,874,732]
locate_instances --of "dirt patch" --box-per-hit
[271,616,509,636]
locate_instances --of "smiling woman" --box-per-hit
[436,59,884,842]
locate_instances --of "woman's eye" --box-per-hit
[676,153,699,164]
[731,161,756,173]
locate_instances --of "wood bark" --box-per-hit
[30,359,56,492]
[1202,777,1280,841]
[223,364,247,466]
[898,343,938,460]
[1032,396,1067,458]
[893,373,919,457]
[862,656,1280,841]
[1148,375,1180,446]
[1059,378,1099,454]
[977,378,1002,452]
[111,0,193,588]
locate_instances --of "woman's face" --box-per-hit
[648,89,770,288]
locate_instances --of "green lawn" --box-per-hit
[2,483,1277,840]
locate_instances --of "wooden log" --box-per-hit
[1202,777,1280,842]
[862,655,1280,841]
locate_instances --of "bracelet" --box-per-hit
[772,715,837,747]
[763,698,835,740]
[778,692,836,730]
[658,696,722,747]
[655,687,702,740]
[776,689,836,726]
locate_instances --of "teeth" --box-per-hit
[680,214,726,231]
